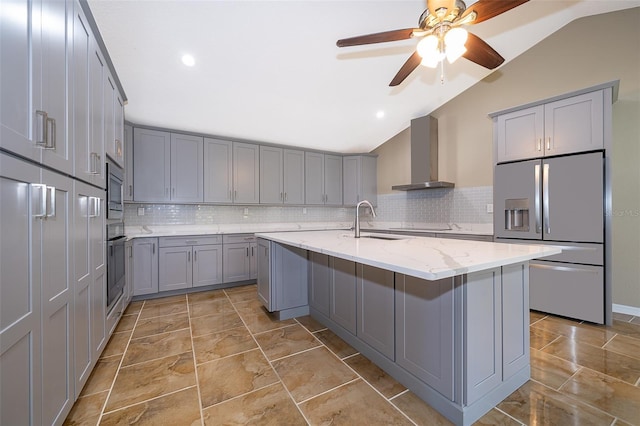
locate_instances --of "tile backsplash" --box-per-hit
[124,186,493,226]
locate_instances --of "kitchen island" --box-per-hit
[255,230,560,426]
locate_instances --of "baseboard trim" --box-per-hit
[612,303,640,317]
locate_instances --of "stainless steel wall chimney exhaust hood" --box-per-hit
[391,115,455,191]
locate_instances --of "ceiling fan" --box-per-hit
[336,0,529,86]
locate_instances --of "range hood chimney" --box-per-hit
[391,115,455,191]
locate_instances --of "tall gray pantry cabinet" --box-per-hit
[1,0,127,424]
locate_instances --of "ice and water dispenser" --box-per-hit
[504,199,529,231]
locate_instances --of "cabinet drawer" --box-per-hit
[159,235,221,247]
[223,234,256,244]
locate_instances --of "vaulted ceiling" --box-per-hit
[88,0,640,153]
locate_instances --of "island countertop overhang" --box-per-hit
[255,230,561,281]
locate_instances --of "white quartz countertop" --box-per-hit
[255,230,561,281]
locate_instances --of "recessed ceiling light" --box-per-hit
[181,54,195,67]
[376,110,385,119]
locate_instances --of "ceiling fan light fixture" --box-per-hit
[444,27,468,63]
[416,34,439,58]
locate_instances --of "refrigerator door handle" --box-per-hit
[534,164,541,233]
[543,163,550,235]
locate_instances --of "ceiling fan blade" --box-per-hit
[462,32,504,69]
[337,28,416,47]
[460,0,529,24]
[389,51,422,87]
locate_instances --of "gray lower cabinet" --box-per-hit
[132,238,159,296]
[158,236,223,292]
[357,265,395,360]
[223,234,256,283]
[257,239,308,313]
[395,274,455,400]
[330,258,357,335]
[308,252,331,317]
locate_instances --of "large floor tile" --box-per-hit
[313,329,358,359]
[187,289,227,304]
[559,368,640,424]
[122,328,192,366]
[197,348,278,408]
[63,391,108,426]
[529,326,560,350]
[190,309,244,337]
[529,311,547,324]
[603,333,640,360]
[139,300,187,319]
[141,294,187,307]
[132,312,190,339]
[100,386,201,426]
[608,319,640,339]
[233,299,296,334]
[530,349,580,390]
[390,391,453,426]
[100,330,132,358]
[254,324,321,361]
[123,300,143,315]
[202,383,306,426]
[300,379,413,425]
[295,315,327,333]
[104,352,196,412]
[541,336,640,384]
[192,326,257,364]
[79,355,121,397]
[344,353,406,398]
[188,297,235,319]
[272,346,358,403]
[114,313,138,333]
[531,316,617,347]
[497,380,615,425]
[225,286,259,303]
[474,408,522,426]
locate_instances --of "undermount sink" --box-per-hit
[342,233,408,241]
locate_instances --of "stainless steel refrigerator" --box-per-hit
[494,151,606,323]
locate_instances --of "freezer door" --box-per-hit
[494,159,542,240]
[543,152,603,243]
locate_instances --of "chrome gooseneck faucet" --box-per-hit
[354,200,376,238]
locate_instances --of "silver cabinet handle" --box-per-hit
[185,240,198,245]
[152,243,155,254]
[32,184,47,218]
[280,192,283,201]
[46,186,56,218]
[188,251,191,262]
[45,117,56,149]
[194,250,197,262]
[229,190,232,201]
[537,138,542,152]
[534,164,541,233]
[251,246,254,256]
[543,163,550,235]
[234,190,237,200]
[90,152,100,174]
[546,137,551,150]
[532,263,599,274]
[35,110,48,147]
[129,185,133,197]
[246,247,249,257]
[172,187,175,197]
[284,192,287,201]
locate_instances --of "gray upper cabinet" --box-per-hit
[260,147,305,204]
[170,133,204,203]
[133,128,170,201]
[204,138,233,203]
[123,124,133,201]
[305,153,343,205]
[496,90,604,163]
[1,0,72,174]
[133,129,203,202]
[88,44,105,188]
[343,155,377,206]
[233,142,260,204]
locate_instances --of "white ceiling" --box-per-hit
[88,0,640,153]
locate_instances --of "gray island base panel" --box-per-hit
[255,231,561,426]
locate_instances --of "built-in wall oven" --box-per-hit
[107,222,126,311]
[106,157,124,220]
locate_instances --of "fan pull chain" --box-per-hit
[440,59,445,84]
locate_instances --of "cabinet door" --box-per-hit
[260,146,283,204]
[159,246,192,292]
[342,156,360,206]
[304,152,324,205]
[360,156,377,206]
[204,138,233,203]
[395,274,454,400]
[40,170,73,425]
[0,154,42,425]
[193,244,223,287]
[104,72,116,165]
[324,155,343,205]
[39,0,72,175]
[250,242,258,280]
[496,105,544,163]
[502,263,529,380]
[257,239,271,310]
[233,142,259,204]
[115,95,125,166]
[273,243,308,311]
[0,0,40,163]
[133,128,170,202]
[89,46,105,188]
[123,124,133,201]
[283,149,304,204]
[90,187,106,361]
[170,133,203,202]
[544,90,603,156]
[330,257,357,334]
[124,241,133,305]
[132,238,159,296]
[308,252,331,317]
[224,243,251,283]
[357,264,394,360]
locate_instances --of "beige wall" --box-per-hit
[373,8,640,308]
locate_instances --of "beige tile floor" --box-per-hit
[64,284,640,425]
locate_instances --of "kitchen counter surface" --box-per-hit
[255,230,560,281]
[361,221,493,236]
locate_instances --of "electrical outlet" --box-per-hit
[486,203,493,213]
[137,207,145,216]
